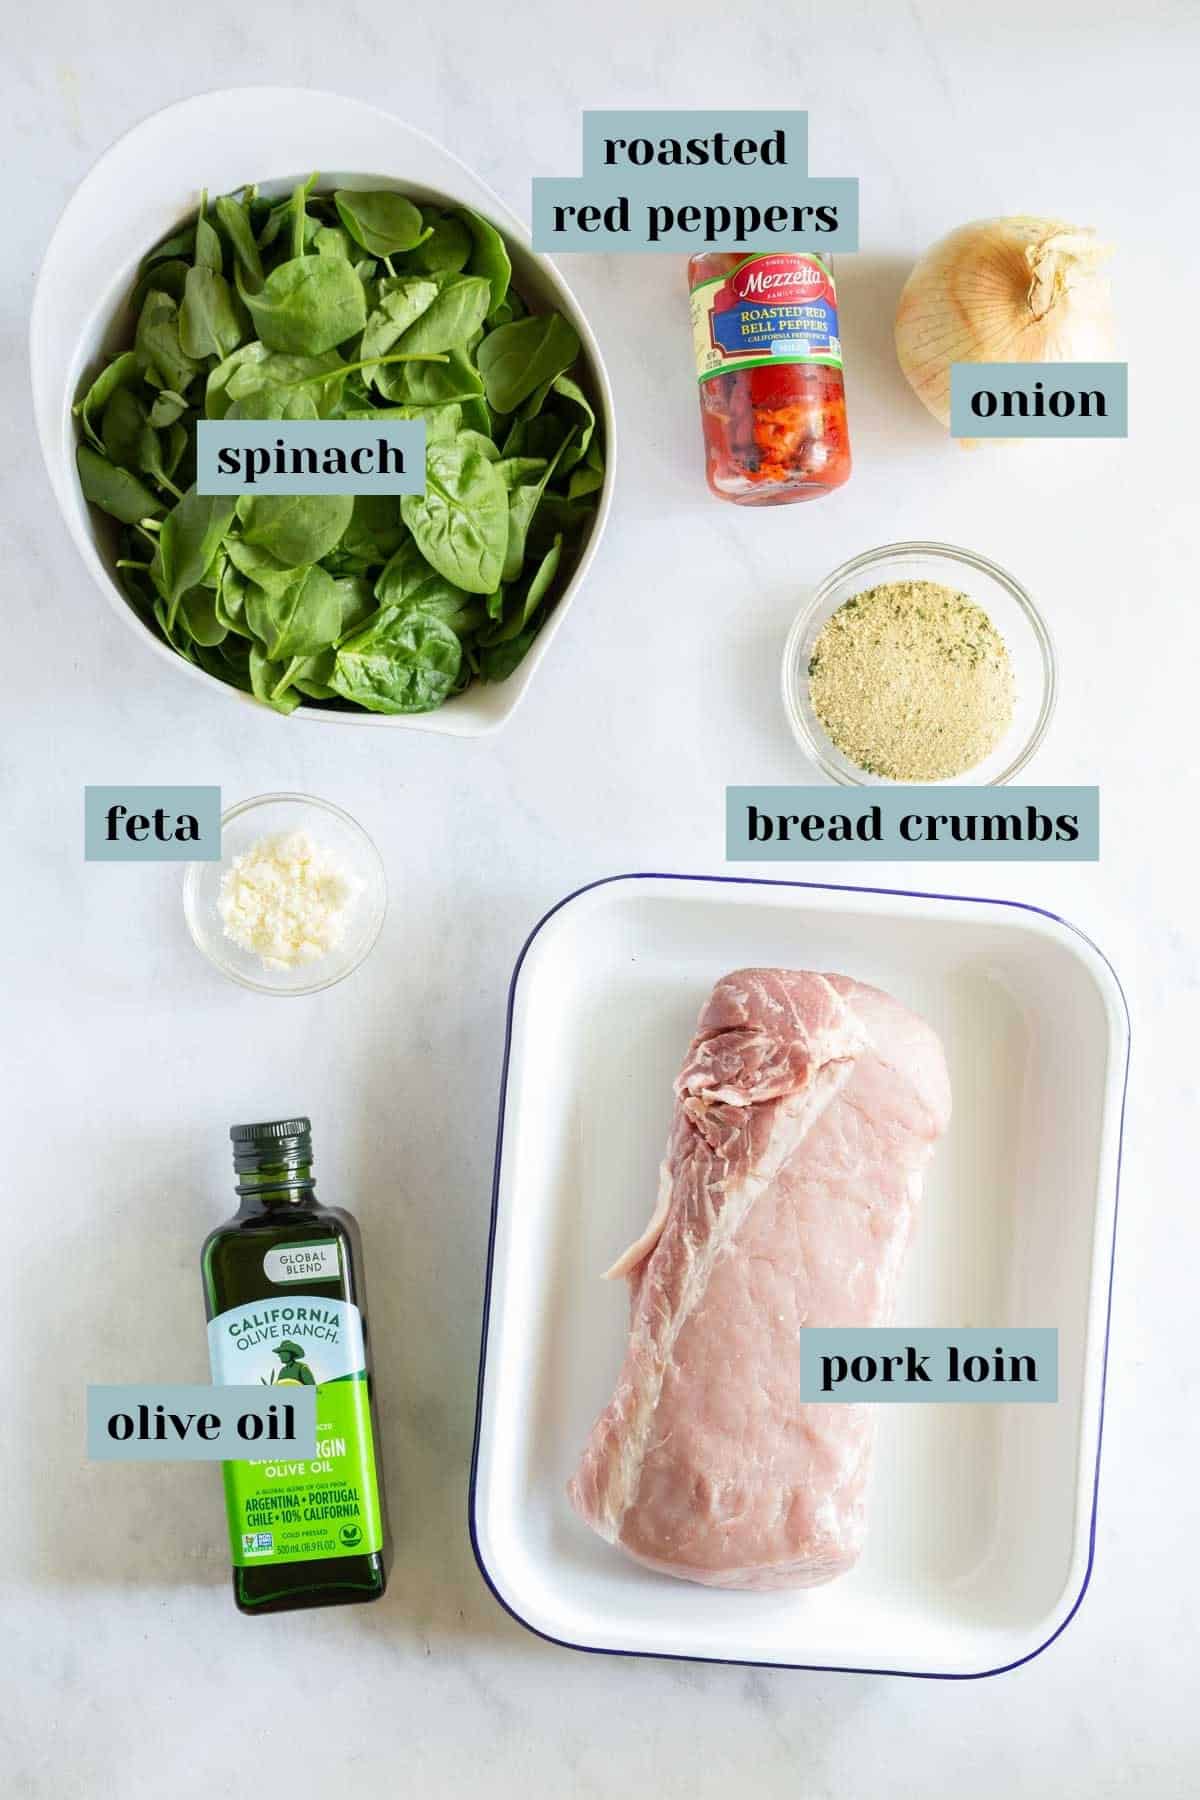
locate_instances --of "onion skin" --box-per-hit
[895,216,1115,436]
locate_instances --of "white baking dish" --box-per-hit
[30,88,614,736]
[471,873,1128,1676]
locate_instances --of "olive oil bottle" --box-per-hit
[201,1118,389,1614]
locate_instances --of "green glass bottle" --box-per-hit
[201,1118,389,1614]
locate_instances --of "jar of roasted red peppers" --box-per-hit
[688,251,851,506]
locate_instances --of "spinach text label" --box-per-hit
[198,420,425,494]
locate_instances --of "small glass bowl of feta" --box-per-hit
[183,793,387,995]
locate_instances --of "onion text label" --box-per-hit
[950,362,1127,438]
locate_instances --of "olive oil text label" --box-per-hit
[87,1385,317,1458]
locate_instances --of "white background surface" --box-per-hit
[3,2,1197,1794]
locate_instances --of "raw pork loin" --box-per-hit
[568,968,951,1590]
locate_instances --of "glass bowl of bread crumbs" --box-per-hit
[782,542,1056,785]
[182,793,387,995]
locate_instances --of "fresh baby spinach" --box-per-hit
[241,255,367,356]
[330,607,463,713]
[74,173,604,716]
[476,313,581,413]
[236,491,355,566]
[400,444,508,594]
[334,190,428,259]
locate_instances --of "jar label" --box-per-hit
[208,1296,383,1566]
[690,253,842,382]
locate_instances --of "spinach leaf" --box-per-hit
[375,347,484,407]
[402,210,471,274]
[476,312,580,413]
[178,585,228,647]
[288,651,339,701]
[226,383,319,422]
[236,491,354,565]
[478,536,563,678]
[215,561,252,637]
[225,537,303,598]
[147,389,189,428]
[391,274,490,357]
[568,438,605,499]
[249,642,302,714]
[132,257,190,312]
[400,443,507,594]
[193,196,224,273]
[330,606,462,713]
[137,419,185,500]
[334,190,429,258]
[459,207,512,318]
[360,276,439,370]
[207,344,347,419]
[214,193,264,292]
[241,255,366,355]
[101,385,147,469]
[135,290,200,394]
[546,374,597,471]
[457,427,500,461]
[74,351,139,451]
[217,636,254,692]
[152,489,236,624]
[142,222,196,270]
[180,264,243,361]
[154,595,198,662]
[245,563,342,661]
[375,539,486,633]
[164,420,191,481]
[339,495,407,567]
[77,444,165,524]
[331,575,376,637]
[501,433,573,581]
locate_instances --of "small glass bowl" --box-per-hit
[781,541,1057,786]
[182,793,387,996]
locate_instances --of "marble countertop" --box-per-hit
[4,1,1197,1793]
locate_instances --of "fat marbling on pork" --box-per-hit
[568,967,951,1590]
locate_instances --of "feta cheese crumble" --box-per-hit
[218,830,362,971]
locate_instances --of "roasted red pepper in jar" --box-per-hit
[688,251,851,506]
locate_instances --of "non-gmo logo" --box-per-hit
[339,1524,363,1547]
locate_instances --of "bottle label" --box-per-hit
[208,1296,383,1566]
[690,252,842,382]
[263,1240,341,1285]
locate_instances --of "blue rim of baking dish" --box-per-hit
[468,871,1131,1680]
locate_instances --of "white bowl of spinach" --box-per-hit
[32,89,614,733]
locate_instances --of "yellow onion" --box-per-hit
[895,216,1115,434]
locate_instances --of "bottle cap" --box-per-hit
[230,1117,313,1177]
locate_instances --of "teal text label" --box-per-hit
[800,1330,1059,1403]
[87,1385,317,1460]
[950,363,1127,438]
[85,786,221,861]
[726,787,1099,862]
